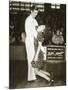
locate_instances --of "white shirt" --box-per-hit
[25,15,38,40]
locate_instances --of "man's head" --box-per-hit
[31,5,39,18]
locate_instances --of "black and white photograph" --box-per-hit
[9,0,66,89]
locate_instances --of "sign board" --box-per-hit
[46,46,65,60]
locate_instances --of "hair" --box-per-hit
[31,5,39,11]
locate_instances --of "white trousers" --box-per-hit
[25,38,37,81]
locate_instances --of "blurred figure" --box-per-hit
[52,30,64,45]
[9,21,15,44]
[59,31,64,44]
[21,32,26,43]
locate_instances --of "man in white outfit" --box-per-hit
[25,5,39,81]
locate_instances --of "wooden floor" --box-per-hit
[9,60,66,89]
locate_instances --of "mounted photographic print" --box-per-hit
[9,0,66,89]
